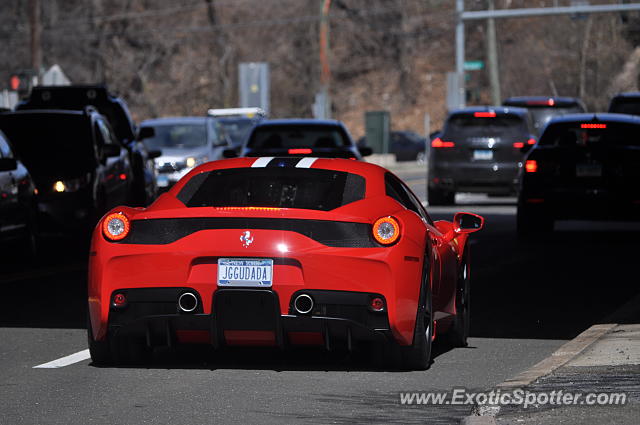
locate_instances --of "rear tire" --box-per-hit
[402,286,433,370]
[447,259,470,347]
[87,316,113,366]
[428,187,455,206]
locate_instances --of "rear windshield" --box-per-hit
[539,122,640,147]
[177,168,365,211]
[609,99,640,116]
[218,118,257,147]
[527,107,584,132]
[444,114,527,138]
[143,123,207,150]
[0,114,96,174]
[247,125,350,149]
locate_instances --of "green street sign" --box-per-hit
[464,60,484,71]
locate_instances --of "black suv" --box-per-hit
[16,85,159,205]
[0,109,134,234]
[428,107,533,205]
[503,96,586,137]
[517,113,640,236]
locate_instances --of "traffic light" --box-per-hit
[8,70,35,96]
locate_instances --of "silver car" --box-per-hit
[139,117,231,191]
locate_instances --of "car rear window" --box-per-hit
[539,122,640,147]
[176,168,365,211]
[444,114,527,138]
[247,125,350,149]
[609,99,640,115]
[0,114,96,174]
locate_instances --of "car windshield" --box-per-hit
[539,122,640,147]
[143,123,207,150]
[445,114,526,138]
[527,106,583,134]
[0,114,96,175]
[177,168,365,211]
[247,125,350,149]
[218,118,256,147]
[609,100,640,116]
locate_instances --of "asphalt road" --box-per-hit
[1,165,638,424]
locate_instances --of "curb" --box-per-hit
[496,323,617,389]
[458,323,618,424]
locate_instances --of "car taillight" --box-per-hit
[525,160,538,173]
[513,142,524,148]
[527,138,536,145]
[373,216,400,245]
[102,212,131,241]
[288,148,312,154]
[474,111,496,118]
[431,138,455,148]
[580,123,607,129]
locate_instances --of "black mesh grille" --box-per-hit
[114,217,379,247]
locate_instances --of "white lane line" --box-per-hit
[33,349,90,369]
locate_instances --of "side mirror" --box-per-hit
[453,212,484,234]
[359,146,373,157]
[103,144,121,158]
[223,149,238,158]
[0,157,17,172]
[147,149,162,159]
[137,126,155,140]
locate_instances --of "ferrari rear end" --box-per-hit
[88,158,426,365]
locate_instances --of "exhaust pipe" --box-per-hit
[178,292,198,313]
[293,294,314,315]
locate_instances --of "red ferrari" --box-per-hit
[88,157,483,369]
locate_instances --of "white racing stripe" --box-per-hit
[295,157,318,168]
[33,349,91,369]
[251,157,274,167]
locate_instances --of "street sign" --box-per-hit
[464,60,484,71]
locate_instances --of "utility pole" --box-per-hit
[29,0,42,79]
[319,0,332,119]
[486,0,501,105]
[455,0,465,109]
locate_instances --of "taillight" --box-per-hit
[527,138,536,145]
[431,138,455,148]
[474,111,496,118]
[580,123,607,129]
[373,216,400,245]
[525,160,538,173]
[513,142,524,149]
[102,212,131,241]
[288,148,312,154]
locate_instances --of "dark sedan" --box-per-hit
[232,119,371,160]
[517,113,640,236]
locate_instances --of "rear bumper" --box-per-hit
[104,287,392,349]
[429,161,520,193]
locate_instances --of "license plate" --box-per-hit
[576,164,602,177]
[473,150,493,160]
[217,258,273,287]
[157,174,169,187]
